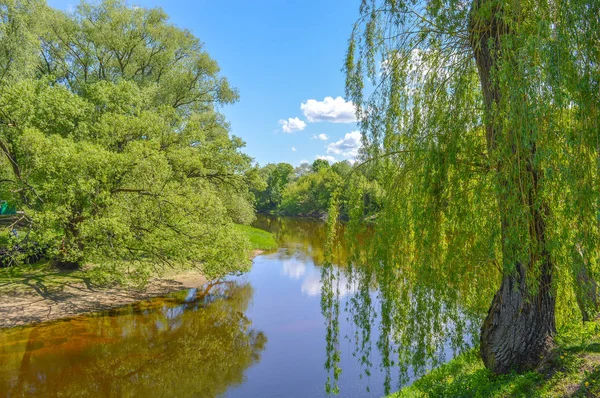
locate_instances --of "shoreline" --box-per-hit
[0,249,265,329]
[390,321,600,397]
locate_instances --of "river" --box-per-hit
[0,215,484,397]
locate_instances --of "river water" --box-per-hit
[0,215,482,397]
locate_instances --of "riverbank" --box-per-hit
[0,267,209,328]
[391,321,600,397]
[234,223,278,250]
[0,225,276,328]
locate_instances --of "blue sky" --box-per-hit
[47,0,362,167]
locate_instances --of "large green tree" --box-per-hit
[0,0,261,278]
[346,0,599,374]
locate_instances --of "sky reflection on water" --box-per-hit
[0,215,480,397]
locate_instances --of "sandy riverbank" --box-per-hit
[0,250,265,328]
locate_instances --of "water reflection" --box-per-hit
[280,252,357,298]
[281,258,307,280]
[318,215,498,395]
[0,215,496,397]
[253,215,349,267]
[0,282,266,398]
[257,215,490,395]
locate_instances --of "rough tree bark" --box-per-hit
[469,0,557,373]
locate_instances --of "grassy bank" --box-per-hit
[0,225,276,293]
[236,224,278,251]
[0,225,277,327]
[0,260,84,294]
[392,321,600,397]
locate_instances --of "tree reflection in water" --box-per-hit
[319,215,499,396]
[2,215,502,397]
[255,214,496,395]
[0,281,266,397]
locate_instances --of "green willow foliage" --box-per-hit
[322,0,598,392]
[0,0,262,278]
[346,0,600,323]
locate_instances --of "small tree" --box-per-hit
[312,159,330,173]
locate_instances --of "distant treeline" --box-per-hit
[252,159,383,220]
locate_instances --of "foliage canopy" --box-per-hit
[0,0,261,278]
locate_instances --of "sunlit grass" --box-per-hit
[0,260,93,294]
[391,321,600,398]
[235,224,278,251]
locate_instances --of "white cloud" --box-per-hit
[300,267,359,298]
[292,147,297,152]
[278,117,307,133]
[315,155,336,163]
[282,260,307,280]
[380,48,447,96]
[299,159,309,165]
[326,131,362,159]
[301,272,322,296]
[280,255,361,298]
[312,133,328,141]
[301,96,357,123]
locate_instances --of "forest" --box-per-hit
[1,0,599,397]
[252,158,382,219]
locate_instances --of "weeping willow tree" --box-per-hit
[345,0,599,374]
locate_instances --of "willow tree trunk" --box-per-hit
[469,0,557,373]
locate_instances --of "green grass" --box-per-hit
[235,224,278,251]
[392,321,600,398]
[0,259,163,294]
[0,260,96,295]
